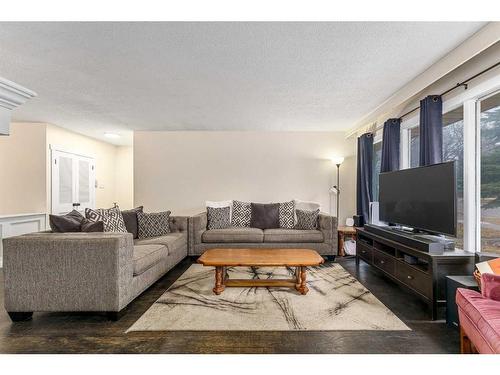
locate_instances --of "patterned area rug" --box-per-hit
[127,263,410,331]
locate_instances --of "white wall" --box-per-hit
[115,145,134,209]
[0,122,47,215]
[134,131,357,224]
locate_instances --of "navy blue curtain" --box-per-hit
[419,95,443,166]
[356,133,373,221]
[380,118,401,173]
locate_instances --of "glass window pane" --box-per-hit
[372,142,382,201]
[480,92,500,255]
[443,107,464,249]
[59,156,73,204]
[410,127,420,168]
[407,109,464,249]
[79,159,90,203]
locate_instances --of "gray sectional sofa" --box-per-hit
[3,209,337,322]
[189,211,337,257]
[3,216,188,321]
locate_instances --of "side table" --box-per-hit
[337,226,358,256]
[446,275,479,329]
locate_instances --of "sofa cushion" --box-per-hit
[264,229,324,243]
[133,244,168,276]
[232,200,251,227]
[295,208,320,230]
[49,210,85,232]
[456,288,500,354]
[278,200,295,229]
[80,219,104,232]
[207,206,231,230]
[121,206,143,239]
[134,232,186,253]
[85,207,128,233]
[202,227,264,243]
[250,203,279,229]
[137,211,171,238]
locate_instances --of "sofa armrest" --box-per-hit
[188,212,207,255]
[190,212,207,244]
[169,216,189,233]
[3,232,134,312]
[481,273,500,301]
[318,213,338,253]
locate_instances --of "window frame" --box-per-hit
[397,72,500,253]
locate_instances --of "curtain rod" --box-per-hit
[397,60,500,120]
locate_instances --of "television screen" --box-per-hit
[379,161,456,236]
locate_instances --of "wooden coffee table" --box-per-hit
[197,248,324,295]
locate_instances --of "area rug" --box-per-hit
[127,263,410,331]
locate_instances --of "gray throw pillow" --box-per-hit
[137,211,171,238]
[231,200,251,227]
[295,209,320,230]
[81,219,104,232]
[121,206,144,239]
[207,206,231,230]
[278,200,295,229]
[49,210,85,232]
[250,203,279,229]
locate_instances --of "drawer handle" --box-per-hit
[407,275,413,280]
[380,260,385,264]
[362,250,366,254]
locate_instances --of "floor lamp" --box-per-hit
[329,157,344,221]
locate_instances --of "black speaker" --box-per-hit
[353,215,364,227]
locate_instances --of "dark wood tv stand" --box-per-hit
[355,228,474,320]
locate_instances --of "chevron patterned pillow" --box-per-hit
[278,200,295,229]
[137,211,171,239]
[85,207,127,233]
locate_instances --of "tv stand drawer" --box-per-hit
[395,262,432,299]
[373,249,395,274]
[357,243,372,263]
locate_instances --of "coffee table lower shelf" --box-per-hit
[212,265,309,295]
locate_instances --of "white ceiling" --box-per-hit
[0,22,486,145]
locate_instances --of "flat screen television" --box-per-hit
[379,161,457,237]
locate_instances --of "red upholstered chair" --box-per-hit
[456,273,500,354]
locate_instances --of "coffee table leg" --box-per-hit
[295,266,309,295]
[213,266,225,295]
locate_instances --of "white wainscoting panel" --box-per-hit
[0,213,46,268]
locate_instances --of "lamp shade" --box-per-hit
[331,156,344,165]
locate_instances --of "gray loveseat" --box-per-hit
[188,212,337,257]
[3,216,188,321]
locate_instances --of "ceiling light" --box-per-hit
[104,132,121,139]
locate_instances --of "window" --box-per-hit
[479,91,500,255]
[372,141,382,201]
[51,149,96,214]
[404,107,464,248]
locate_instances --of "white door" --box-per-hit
[51,149,95,214]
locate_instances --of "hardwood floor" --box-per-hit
[0,257,460,354]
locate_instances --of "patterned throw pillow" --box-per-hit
[231,200,251,227]
[137,211,171,239]
[295,208,320,230]
[85,207,127,233]
[278,200,295,229]
[207,206,231,230]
